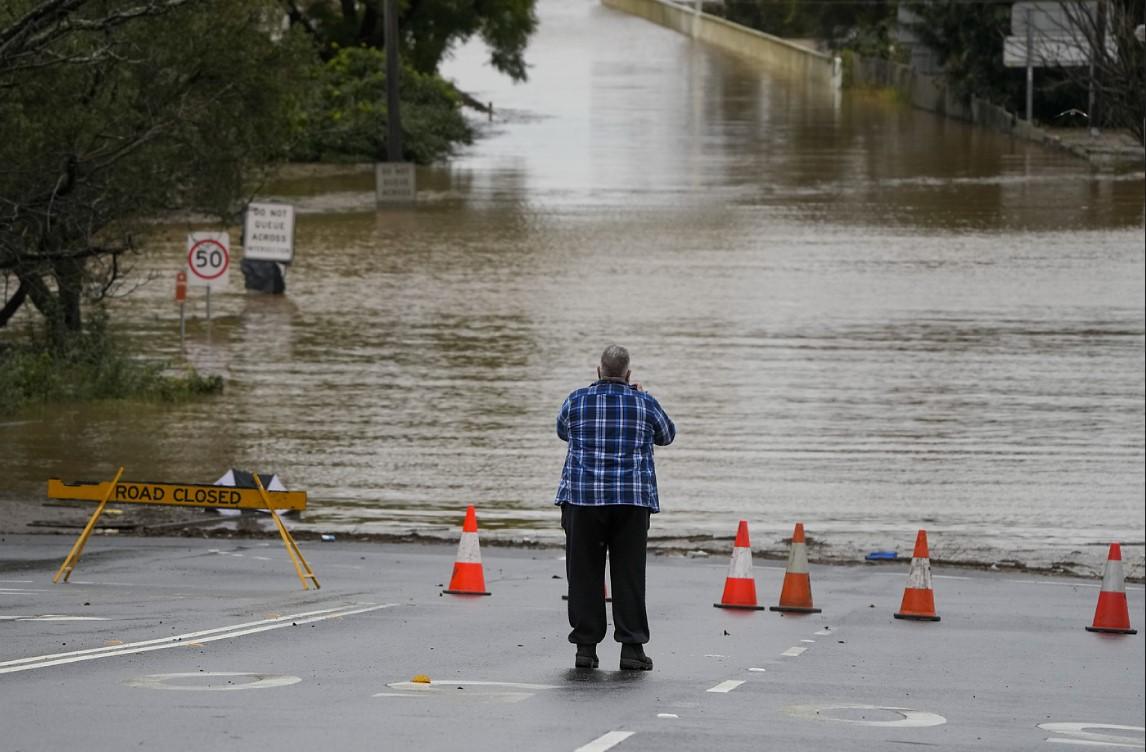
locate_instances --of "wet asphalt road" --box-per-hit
[1,535,1143,751]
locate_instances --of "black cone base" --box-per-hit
[894,612,940,621]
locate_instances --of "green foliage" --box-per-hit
[290,0,538,82]
[722,0,897,55]
[291,45,473,164]
[0,0,315,337]
[901,1,1021,104]
[0,312,222,412]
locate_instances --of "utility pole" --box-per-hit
[1090,0,1106,135]
[1025,7,1034,122]
[375,0,416,204]
[384,0,403,162]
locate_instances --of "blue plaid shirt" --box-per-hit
[554,380,676,512]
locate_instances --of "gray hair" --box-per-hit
[600,345,630,378]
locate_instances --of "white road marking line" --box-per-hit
[2,604,348,668]
[0,580,34,584]
[813,629,832,635]
[748,667,767,672]
[0,603,395,674]
[252,556,272,561]
[801,639,815,643]
[1008,579,1102,589]
[657,714,679,719]
[703,654,726,658]
[575,731,634,752]
[0,615,109,622]
[1040,722,1145,748]
[782,647,807,657]
[932,575,972,580]
[707,680,745,693]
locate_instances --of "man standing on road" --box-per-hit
[555,345,676,671]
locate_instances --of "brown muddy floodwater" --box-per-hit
[2,0,1143,575]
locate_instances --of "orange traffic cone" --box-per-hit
[1086,543,1137,634]
[714,520,765,610]
[894,529,940,622]
[442,505,491,596]
[771,522,821,614]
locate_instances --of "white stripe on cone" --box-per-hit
[906,556,933,590]
[1101,558,1125,592]
[456,532,482,564]
[787,542,810,574]
[727,547,753,579]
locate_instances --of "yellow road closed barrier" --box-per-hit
[48,469,319,590]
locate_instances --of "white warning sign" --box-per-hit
[243,202,295,263]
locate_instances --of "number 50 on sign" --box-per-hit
[186,232,231,290]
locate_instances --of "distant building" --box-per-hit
[896,4,942,75]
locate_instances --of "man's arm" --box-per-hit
[649,397,676,446]
[556,397,571,442]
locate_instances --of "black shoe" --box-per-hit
[619,643,653,671]
[575,644,599,669]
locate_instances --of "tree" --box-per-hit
[292,45,473,164]
[905,0,1143,142]
[283,0,538,82]
[0,0,313,339]
[1054,0,1144,142]
[721,0,898,56]
[903,1,1020,104]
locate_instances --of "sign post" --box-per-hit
[186,232,230,325]
[175,271,187,345]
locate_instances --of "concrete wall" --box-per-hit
[845,50,1144,168]
[602,0,841,89]
[845,52,1050,151]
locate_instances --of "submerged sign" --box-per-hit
[243,202,295,263]
[48,478,306,511]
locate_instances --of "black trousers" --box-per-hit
[561,504,651,646]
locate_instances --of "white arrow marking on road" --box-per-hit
[707,680,745,693]
[126,672,302,691]
[375,680,560,704]
[1040,722,1145,748]
[575,731,634,752]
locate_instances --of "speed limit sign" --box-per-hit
[186,232,231,290]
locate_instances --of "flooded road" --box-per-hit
[2,0,1143,574]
